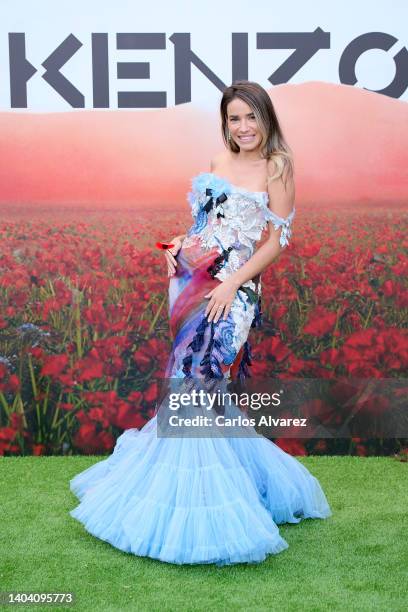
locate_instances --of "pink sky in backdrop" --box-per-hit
[1,81,407,209]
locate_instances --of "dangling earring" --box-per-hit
[227,130,231,143]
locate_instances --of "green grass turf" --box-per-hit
[0,456,406,612]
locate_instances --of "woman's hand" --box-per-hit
[204,279,239,323]
[165,235,185,277]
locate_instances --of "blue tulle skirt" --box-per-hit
[69,406,332,566]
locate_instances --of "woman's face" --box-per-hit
[226,98,262,152]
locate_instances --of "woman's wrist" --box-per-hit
[174,233,186,242]
[226,275,242,290]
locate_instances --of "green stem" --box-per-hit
[0,392,11,419]
[51,391,63,430]
[42,379,50,419]
[28,354,42,442]
[75,302,83,358]
[363,301,375,328]
[331,306,342,349]
[148,295,166,335]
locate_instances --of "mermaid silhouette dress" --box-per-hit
[69,172,332,566]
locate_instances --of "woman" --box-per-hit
[69,80,332,566]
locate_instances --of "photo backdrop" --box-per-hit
[0,0,407,457]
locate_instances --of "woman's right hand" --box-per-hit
[164,235,184,277]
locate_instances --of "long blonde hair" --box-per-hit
[220,80,294,187]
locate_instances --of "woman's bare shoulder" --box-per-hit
[210,150,230,171]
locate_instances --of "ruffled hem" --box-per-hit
[69,419,331,566]
[70,494,289,566]
[226,435,332,525]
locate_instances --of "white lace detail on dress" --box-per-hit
[183,171,295,259]
[263,207,296,248]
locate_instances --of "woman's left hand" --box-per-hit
[204,280,239,323]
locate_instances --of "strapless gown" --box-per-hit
[69,172,332,566]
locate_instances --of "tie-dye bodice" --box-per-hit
[182,172,295,286]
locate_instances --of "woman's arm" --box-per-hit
[173,233,187,242]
